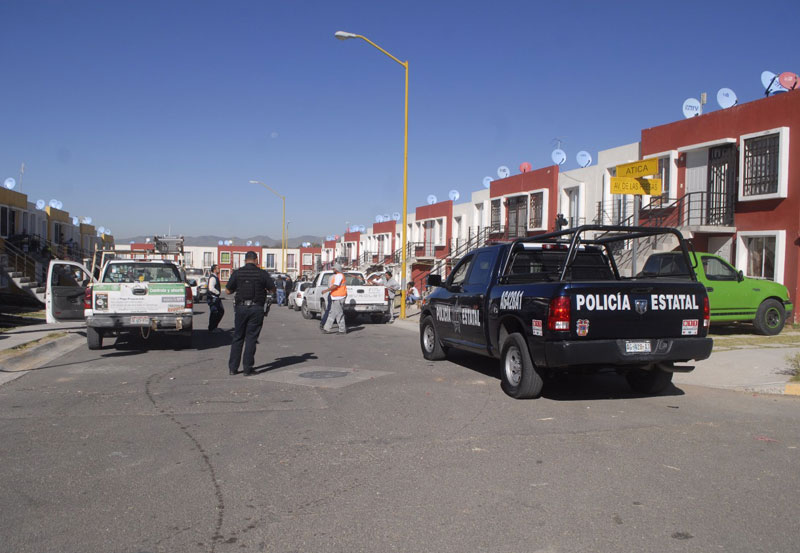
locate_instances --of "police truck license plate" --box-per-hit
[131,316,150,325]
[625,341,651,353]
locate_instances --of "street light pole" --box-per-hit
[335,30,410,319]
[249,179,286,272]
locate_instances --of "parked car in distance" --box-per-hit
[288,281,312,310]
[185,268,208,301]
[642,251,793,335]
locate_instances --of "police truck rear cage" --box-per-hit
[502,225,697,283]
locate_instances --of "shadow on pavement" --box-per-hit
[252,352,318,373]
[444,350,685,401]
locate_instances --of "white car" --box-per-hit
[288,281,312,310]
[185,268,208,301]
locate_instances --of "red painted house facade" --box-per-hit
[371,220,397,265]
[299,246,321,276]
[489,165,560,239]
[217,245,258,283]
[641,90,800,316]
[411,200,453,285]
[342,231,361,267]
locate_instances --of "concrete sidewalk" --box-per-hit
[390,307,800,396]
[0,320,86,386]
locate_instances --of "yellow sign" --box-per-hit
[610,177,662,196]
[616,158,659,179]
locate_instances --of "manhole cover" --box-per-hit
[298,370,349,379]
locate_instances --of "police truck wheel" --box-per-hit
[500,333,543,399]
[753,299,785,336]
[626,364,674,395]
[87,327,103,350]
[301,299,313,319]
[420,316,446,360]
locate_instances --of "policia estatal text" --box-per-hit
[225,251,275,375]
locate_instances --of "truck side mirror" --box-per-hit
[737,270,744,282]
[427,274,442,287]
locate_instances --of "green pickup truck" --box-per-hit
[642,251,793,335]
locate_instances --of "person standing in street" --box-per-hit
[382,270,400,323]
[225,251,275,375]
[207,264,224,331]
[321,263,347,334]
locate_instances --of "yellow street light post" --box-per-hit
[334,30,410,319]
[249,180,286,271]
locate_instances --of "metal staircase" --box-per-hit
[0,238,46,305]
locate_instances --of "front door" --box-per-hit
[46,260,95,323]
[434,254,473,346]
[456,251,495,351]
[507,196,527,238]
[707,145,736,226]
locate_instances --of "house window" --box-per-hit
[220,252,231,264]
[233,252,245,269]
[184,252,193,267]
[529,193,543,229]
[507,196,527,238]
[265,253,275,269]
[657,157,671,200]
[302,253,312,265]
[743,133,779,197]
[1,206,8,237]
[287,253,296,268]
[203,252,214,267]
[743,235,776,280]
[490,199,501,231]
[221,269,231,280]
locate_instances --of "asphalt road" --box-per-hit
[1,301,799,553]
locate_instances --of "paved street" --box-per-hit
[1,302,799,553]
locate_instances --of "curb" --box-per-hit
[784,382,800,396]
[0,332,85,374]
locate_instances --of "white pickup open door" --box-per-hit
[46,260,96,323]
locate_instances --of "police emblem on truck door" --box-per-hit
[635,299,648,315]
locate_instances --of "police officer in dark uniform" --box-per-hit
[225,251,275,376]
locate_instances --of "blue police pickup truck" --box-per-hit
[420,225,713,399]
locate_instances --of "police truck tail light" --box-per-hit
[84,287,92,309]
[703,296,710,328]
[185,286,193,310]
[548,296,571,331]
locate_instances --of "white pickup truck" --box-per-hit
[46,259,193,350]
[300,270,388,323]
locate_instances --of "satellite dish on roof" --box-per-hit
[576,151,592,168]
[551,149,566,165]
[392,212,401,221]
[483,176,492,189]
[497,166,510,178]
[779,72,799,90]
[218,240,224,245]
[761,70,787,95]
[449,190,460,201]
[358,225,366,232]
[105,229,111,235]
[49,199,58,208]
[145,237,151,243]
[72,216,79,226]
[3,177,15,190]
[83,216,92,224]
[36,199,45,210]
[427,194,437,205]
[382,213,390,222]
[55,200,63,210]
[682,97,702,118]
[717,88,738,109]
[255,241,260,246]
[246,240,253,246]
[98,226,106,234]
[519,162,532,173]
[130,241,135,244]
[375,214,384,223]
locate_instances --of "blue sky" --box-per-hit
[1,0,798,240]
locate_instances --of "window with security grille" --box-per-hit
[529,192,543,228]
[743,133,779,196]
[491,199,501,231]
[743,235,776,280]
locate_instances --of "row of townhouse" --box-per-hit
[316,90,799,317]
[1,187,115,305]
